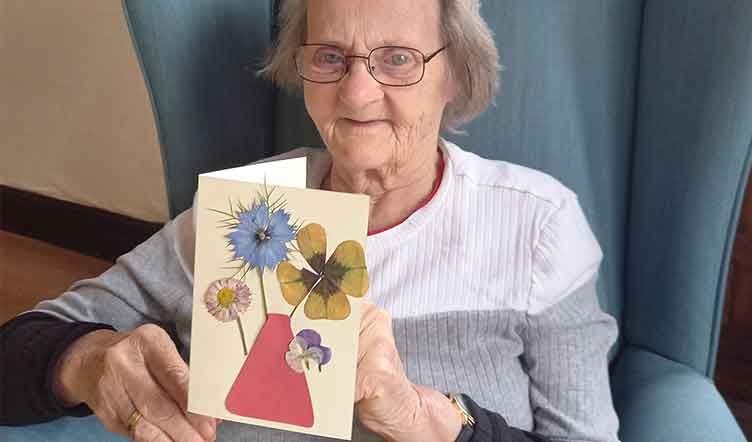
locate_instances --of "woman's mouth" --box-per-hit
[342,118,388,129]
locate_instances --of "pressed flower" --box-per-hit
[285,329,332,372]
[277,223,369,320]
[204,278,254,355]
[204,278,253,322]
[227,202,296,271]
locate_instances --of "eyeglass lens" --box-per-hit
[295,45,426,87]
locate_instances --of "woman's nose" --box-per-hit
[337,58,383,108]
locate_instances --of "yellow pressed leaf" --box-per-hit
[326,292,351,320]
[297,223,327,274]
[328,240,369,297]
[341,267,368,298]
[304,292,328,320]
[276,261,309,307]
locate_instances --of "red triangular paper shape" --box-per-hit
[225,314,314,427]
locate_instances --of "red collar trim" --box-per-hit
[367,150,445,236]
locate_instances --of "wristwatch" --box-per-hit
[447,392,475,442]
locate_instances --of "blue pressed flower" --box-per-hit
[227,202,296,271]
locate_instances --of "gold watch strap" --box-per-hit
[447,393,476,427]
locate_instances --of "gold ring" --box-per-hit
[126,409,143,434]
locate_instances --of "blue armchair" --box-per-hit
[4,1,750,441]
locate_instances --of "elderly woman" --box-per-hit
[0,0,620,441]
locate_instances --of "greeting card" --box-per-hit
[188,156,370,440]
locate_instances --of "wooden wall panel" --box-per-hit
[725,178,752,336]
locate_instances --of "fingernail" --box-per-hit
[200,420,216,441]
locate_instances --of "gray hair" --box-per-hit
[261,0,500,133]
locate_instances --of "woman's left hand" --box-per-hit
[355,302,463,442]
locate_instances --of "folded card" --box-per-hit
[188,155,370,440]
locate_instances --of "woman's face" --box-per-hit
[303,0,453,174]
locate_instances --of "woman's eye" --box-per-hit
[390,54,410,66]
[317,51,344,65]
[379,50,416,69]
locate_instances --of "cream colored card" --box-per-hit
[188,159,370,440]
[201,156,307,186]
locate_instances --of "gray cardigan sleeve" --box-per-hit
[31,208,196,342]
[521,276,620,442]
[0,209,196,425]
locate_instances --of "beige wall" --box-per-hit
[0,1,169,223]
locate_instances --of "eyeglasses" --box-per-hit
[294,44,449,87]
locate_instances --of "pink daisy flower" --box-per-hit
[204,278,253,322]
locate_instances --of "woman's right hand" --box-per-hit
[54,324,217,442]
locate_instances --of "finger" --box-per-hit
[359,302,379,332]
[188,411,217,441]
[356,310,406,404]
[355,359,372,403]
[358,305,394,361]
[360,303,393,335]
[138,325,190,410]
[137,327,216,439]
[88,349,143,436]
[131,415,172,442]
[91,409,127,437]
[125,369,209,442]
[356,341,397,403]
[358,303,384,344]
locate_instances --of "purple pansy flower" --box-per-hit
[285,329,332,372]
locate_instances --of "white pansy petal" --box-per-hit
[294,336,310,351]
[305,347,324,365]
[288,338,303,353]
[285,351,305,373]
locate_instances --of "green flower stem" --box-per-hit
[258,267,268,317]
[236,317,248,356]
[289,298,303,319]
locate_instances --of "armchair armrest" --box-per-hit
[612,346,745,442]
[0,415,125,442]
[3,348,746,442]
